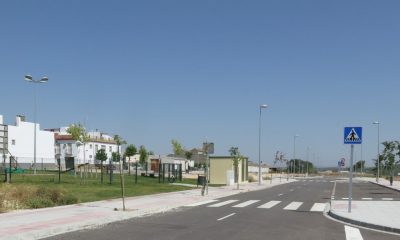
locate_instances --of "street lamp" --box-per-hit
[258,104,268,185]
[373,121,380,183]
[24,75,49,175]
[293,134,300,175]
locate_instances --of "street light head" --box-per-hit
[260,104,268,109]
[295,134,300,137]
[373,121,380,125]
[39,76,49,83]
[24,75,33,82]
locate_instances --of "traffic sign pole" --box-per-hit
[348,144,354,213]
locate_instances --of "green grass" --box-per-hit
[2,171,195,204]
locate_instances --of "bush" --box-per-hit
[27,197,55,209]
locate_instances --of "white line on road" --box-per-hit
[382,198,394,201]
[232,200,260,208]
[185,200,219,207]
[290,189,294,192]
[217,213,236,221]
[310,203,326,212]
[258,201,281,209]
[278,194,284,196]
[283,202,303,210]
[344,225,363,240]
[208,200,238,207]
[361,198,372,200]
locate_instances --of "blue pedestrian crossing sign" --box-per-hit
[344,127,362,144]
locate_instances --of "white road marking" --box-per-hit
[208,200,238,207]
[283,202,303,210]
[217,213,236,221]
[258,201,281,209]
[344,225,363,240]
[233,200,260,208]
[310,203,326,212]
[185,200,218,207]
[278,194,284,196]
[382,198,393,201]
[361,198,372,200]
[342,198,350,200]
[290,189,294,192]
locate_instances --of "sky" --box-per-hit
[1,0,399,167]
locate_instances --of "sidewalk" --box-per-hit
[329,177,400,234]
[0,178,295,240]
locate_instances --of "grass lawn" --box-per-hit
[2,171,198,204]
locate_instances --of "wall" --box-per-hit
[7,118,55,167]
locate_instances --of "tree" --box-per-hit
[95,149,108,184]
[353,160,366,172]
[113,134,127,211]
[229,147,243,190]
[379,141,400,179]
[67,123,90,180]
[139,145,148,167]
[171,139,184,156]
[125,144,137,175]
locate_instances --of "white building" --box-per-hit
[0,115,56,169]
[53,127,120,168]
[126,154,194,173]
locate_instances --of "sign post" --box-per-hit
[344,127,362,213]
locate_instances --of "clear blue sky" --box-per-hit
[1,1,399,167]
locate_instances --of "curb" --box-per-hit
[328,210,400,234]
[368,181,400,193]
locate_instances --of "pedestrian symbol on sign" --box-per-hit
[344,127,362,144]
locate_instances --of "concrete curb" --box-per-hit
[368,181,400,193]
[328,210,400,234]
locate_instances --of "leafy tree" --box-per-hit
[95,149,108,184]
[379,141,400,178]
[229,147,243,190]
[67,123,90,180]
[185,151,193,160]
[171,139,184,156]
[139,145,148,166]
[113,135,127,211]
[125,144,137,175]
[353,160,366,172]
[148,150,155,155]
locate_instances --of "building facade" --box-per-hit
[0,115,56,169]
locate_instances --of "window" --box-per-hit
[11,139,15,145]
[95,145,98,152]
[89,155,92,159]
[89,144,92,149]
[109,146,112,152]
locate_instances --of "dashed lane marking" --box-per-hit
[217,213,236,221]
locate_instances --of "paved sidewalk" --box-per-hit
[0,178,295,240]
[329,177,400,234]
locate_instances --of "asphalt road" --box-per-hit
[45,177,399,240]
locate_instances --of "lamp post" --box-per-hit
[373,121,380,183]
[258,104,268,185]
[293,134,300,175]
[24,75,48,175]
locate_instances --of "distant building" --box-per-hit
[52,127,120,168]
[0,115,56,169]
